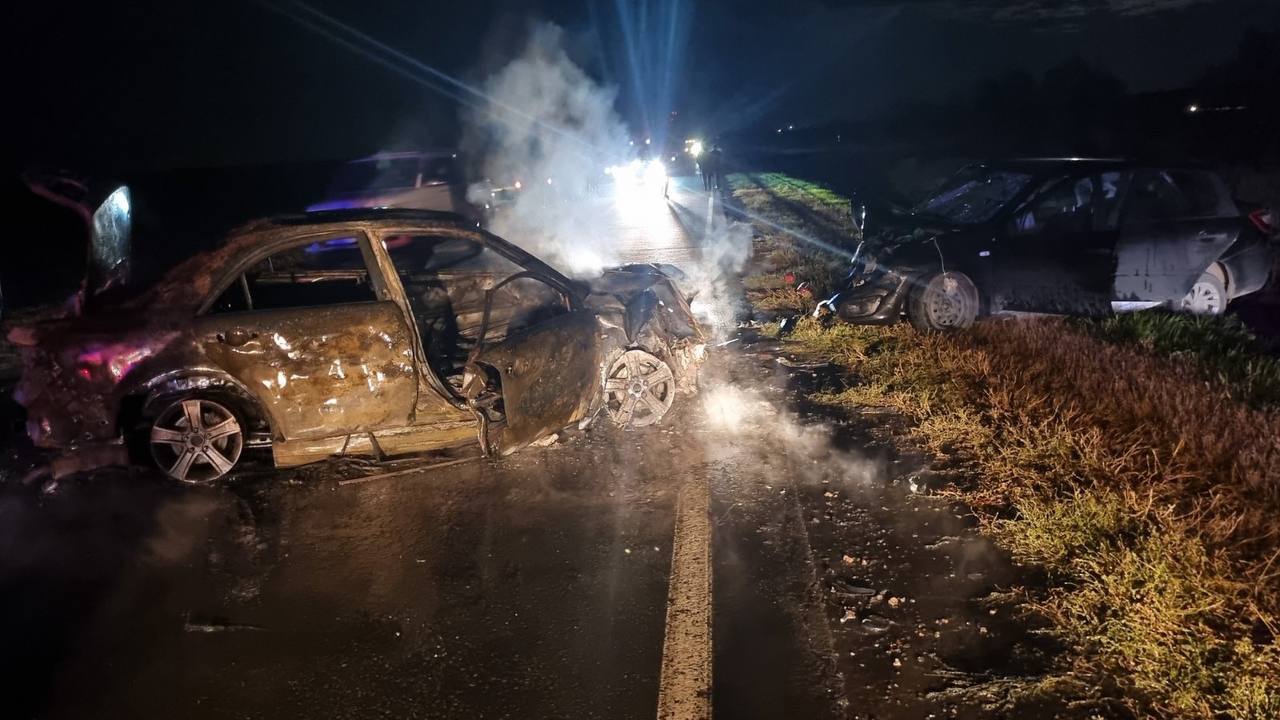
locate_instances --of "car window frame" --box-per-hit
[197,228,391,316]
[1008,173,1097,237]
[370,226,583,311]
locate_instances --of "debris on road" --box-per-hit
[337,455,482,487]
[530,433,559,447]
[184,616,267,633]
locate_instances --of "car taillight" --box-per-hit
[1249,208,1276,236]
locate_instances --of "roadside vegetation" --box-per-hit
[730,172,1280,718]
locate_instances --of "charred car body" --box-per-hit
[822,160,1275,331]
[9,209,705,483]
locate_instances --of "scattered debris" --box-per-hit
[530,433,559,447]
[829,576,877,597]
[338,455,482,487]
[776,356,830,371]
[861,615,893,634]
[777,315,800,336]
[184,616,267,633]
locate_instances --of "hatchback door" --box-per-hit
[197,232,418,440]
[1114,170,1241,302]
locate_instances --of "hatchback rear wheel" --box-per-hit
[1178,270,1227,316]
[149,397,245,484]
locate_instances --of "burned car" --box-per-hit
[9,209,705,483]
[821,159,1275,331]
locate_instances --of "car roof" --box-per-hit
[977,158,1131,175]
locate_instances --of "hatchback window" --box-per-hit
[1013,176,1094,235]
[210,237,376,313]
[1169,171,1232,217]
[1124,171,1191,223]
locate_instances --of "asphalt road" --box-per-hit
[1,177,1037,719]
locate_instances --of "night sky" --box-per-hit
[10,0,1278,170]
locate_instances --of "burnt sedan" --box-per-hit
[9,209,705,483]
[822,159,1275,331]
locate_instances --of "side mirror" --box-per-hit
[850,201,867,235]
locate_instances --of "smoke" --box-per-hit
[699,380,886,489]
[462,22,630,275]
[462,21,752,337]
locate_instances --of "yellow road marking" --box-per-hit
[656,474,713,720]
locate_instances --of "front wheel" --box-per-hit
[148,397,245,484]
[603,349,676,429]
[907,272,980,332]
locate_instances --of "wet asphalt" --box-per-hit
[1,178,1044,719]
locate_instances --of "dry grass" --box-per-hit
[727,173,853,300]
[737,172,1280,716]
[791,316,1280,718]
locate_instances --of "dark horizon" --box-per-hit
[10,0,1280,172]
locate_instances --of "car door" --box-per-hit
[196,231,418,441]
[993,174,1117,315]
[467,275,603,454]
[1114,170,1241,302]
[378,230,603,452]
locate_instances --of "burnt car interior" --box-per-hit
[382,233,572,388]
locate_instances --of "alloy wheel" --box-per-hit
[603,350,676,429]
[150,398,244,483]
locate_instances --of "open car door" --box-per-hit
[464,272,603,454]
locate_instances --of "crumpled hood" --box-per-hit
[855,219,971,273]
[584,264,703,343]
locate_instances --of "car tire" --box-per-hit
[1177,270,1227,316]
[145,396,247,484]
[907,272,980,332]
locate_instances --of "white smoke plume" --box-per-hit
[462,22,752,337]
[462,22,630,275]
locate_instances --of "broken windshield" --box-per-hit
[913,167,1033,225]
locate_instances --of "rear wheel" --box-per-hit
[148,397,245,484]
[1177,270,1227,316]
[907,272,980,332]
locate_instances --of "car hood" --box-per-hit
[583,264,703,344]
[857,217,977,269]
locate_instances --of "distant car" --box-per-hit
[309,152,484,224]
[822,159,1275,331]
[9,209,705,483]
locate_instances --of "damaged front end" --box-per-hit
[455,262,706,458]
[815,230,939,325]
